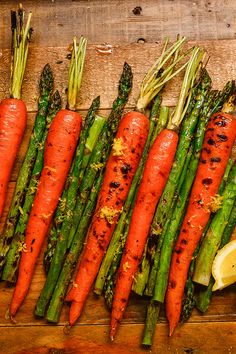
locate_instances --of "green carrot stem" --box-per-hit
[67,36,87,111]
[136,36,187,111]
[167,47,204,130]
[10,5,32,99]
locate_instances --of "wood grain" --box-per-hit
[1,40,236,112]
[1,0,236,48]
[1,322,236,354]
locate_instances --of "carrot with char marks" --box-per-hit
[110,129,177,338]
[66,111,149,325]
[166,95,236,336]
[9,37,86,317]
[66,36,189,325]
[110,46,204,340]
[0,6,32,217]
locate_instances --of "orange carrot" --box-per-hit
[0,99,27,216]
[9,109,82,316]
[65,111,149,325]
[110,129,178,339]
[166,111,236,336]
[0,6,32,217]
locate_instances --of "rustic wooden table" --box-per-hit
[1,1,236,353]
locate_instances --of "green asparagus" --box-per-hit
[1,91,62,282]
[35,98,103,317]
[43,97,102,273]
[193,163,236,286]
[195,202,236,313]
[40,62,133,322]
[94,96,164,295]
[0,63,54,273]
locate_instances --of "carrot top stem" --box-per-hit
[167,47,205,131]
[136,36,188,111]
[67,36,87,111]
[10,4,32,99]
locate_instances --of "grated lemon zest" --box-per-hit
[99,206,121,224]
[112,137,124,156]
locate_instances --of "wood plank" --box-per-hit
[1,40,236,111]
[0,322,236,354]
[1,0,236,49]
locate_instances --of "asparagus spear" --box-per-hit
[152,89,219,302]
[0,64,54,272]
[193,162,236,286]
[45,168,104,322]
[67,62,133,247]
[43,97,102,273]
[196,202,236,313]
[101,103,169,306]
[141,69,211,297]
[94,97,165,295]
[94,37,189,297]
[104,218,131,309]
[143,84,234,347]
[181,157,233,321]
[1,91,61,282]
[146,80,233,298]
[142,301,161,346]
[35,99,103,316]
[66,37,188,247]
[35,63,133,321]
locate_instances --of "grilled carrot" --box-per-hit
[0,99,27,216]
[8,37,87,317]
[66,111,149,325]
[110,47,204,339]
[0,7,32,217]
[166,98,236,336]
[9,109,82,316]
[66,37,189,325]
[110,129,177,338]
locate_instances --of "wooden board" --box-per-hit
[1,0,236,48]
[0,39,236,353]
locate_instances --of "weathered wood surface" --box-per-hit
[1,322,236,354]
[0,11,236,354]
[1,40,236,112]
[1,0,236,48]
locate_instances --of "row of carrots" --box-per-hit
[0,5,235,347]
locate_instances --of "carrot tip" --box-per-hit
[168,324,176,337]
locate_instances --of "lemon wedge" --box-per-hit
[212,239,236,291]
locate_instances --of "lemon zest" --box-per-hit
[99,206,121,224]
[112,137,125,156]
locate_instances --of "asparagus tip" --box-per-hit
[40,63,54,94]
